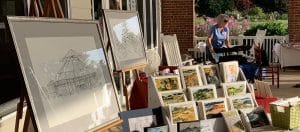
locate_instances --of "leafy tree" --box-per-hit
[234,0,253,11]
[195,0,235,17]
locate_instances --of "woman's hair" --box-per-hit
[216,14,229,25]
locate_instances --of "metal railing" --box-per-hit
[194,35,288,63]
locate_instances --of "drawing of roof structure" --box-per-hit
[47,49,99,98]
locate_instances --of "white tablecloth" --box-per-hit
[280,45,300,68]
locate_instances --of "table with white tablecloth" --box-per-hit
[279,45,300,68]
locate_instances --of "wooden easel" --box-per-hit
[96,120,123,132]
[14,0,65,132]
[43,0,64,18]
[117,64,147,110]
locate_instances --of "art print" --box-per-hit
[221,110,246,132]
[229,94,255,110]
[160,90,187,105]
[152,75,181,92]
[221,61,239,83]
[128,115,157,132]
[144,125,168,132]
[177,120,201,132]
[103,10,147,70]
[7,17,120,131]
[180,65,203,88]
[200,65,221,85]
[188,85,217,101]
[199,98,228,120]
[222,81,247,97]
[169,101,198,125]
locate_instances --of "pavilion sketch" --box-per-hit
[45,49,104,99]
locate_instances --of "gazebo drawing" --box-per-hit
[46,49,99,98]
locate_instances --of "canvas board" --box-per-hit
[168,101,199,125]
[221,110,246,132]
[200,65,221,85]
[159,90,187,105]
[103,10,147,70]
[179,65,203,89]
[188,84,217,101]
[198,98,228,120]
[239,107,271,131]
[7,17,121,132]
[222,81,247,97]
[152,75,182,92]
[228,93,255,110]
[220,61,239,83]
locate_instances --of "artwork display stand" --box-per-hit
[147,68,257,132]
[14,1,64,131]
[96,120,123,132]
[116,64,147,110]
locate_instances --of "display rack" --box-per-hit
[148,68,257,132]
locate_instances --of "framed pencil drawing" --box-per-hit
[7,17,121,132]
[179,65,203,88]
[103,10,147,70]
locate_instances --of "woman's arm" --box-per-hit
[207,34,214,52]
[225,28,230,48]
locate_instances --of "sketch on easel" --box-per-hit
[104,10,147,70]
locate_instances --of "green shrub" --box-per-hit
[225,10,241,19]
[195,0,235,17]
[244,22,288,36]
[245,7,265,20]
[277,14,288,20]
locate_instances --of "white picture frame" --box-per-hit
[198,98,228,120]
[103,10,147,70]
[179,65,203,89]
[7,17,121,131]
[168,101,199,125]
[222,81,247,97]
[200,64,221,85]
[221,110,246,132]
[151,75,182,92]
[188,84,217,101]
[220,61,239,83]
[158,90,187,105]
[239,107,271,131]
[228,93,255,110]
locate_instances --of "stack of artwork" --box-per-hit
[149,61,263,131]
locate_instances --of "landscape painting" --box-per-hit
[201,65,221,85]
[222,61,239,83]
[128,115,157,132]
[221,110,246,132]
[160,91,187,105]
[178,120,201,132]
[169,101,198,125]
[153,75,181,92]
[246,107,270,128]
[200,98,228,119]
[230,94,254,110]
[180,65,203,88]
[222,81,247,97]
[145,125,168,132]
[189,85,217,101]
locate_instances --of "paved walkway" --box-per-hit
[268,68,300,98]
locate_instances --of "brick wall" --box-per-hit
[289,0,300,44]
[161,0,194,54]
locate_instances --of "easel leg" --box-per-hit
[22,109,30,132]
[121,72,130,110]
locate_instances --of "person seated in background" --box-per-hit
[207,14,231,63]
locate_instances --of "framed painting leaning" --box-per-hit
[103,10,147,70]
[7,17,121,132]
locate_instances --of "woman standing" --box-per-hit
[207,14,231,63]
